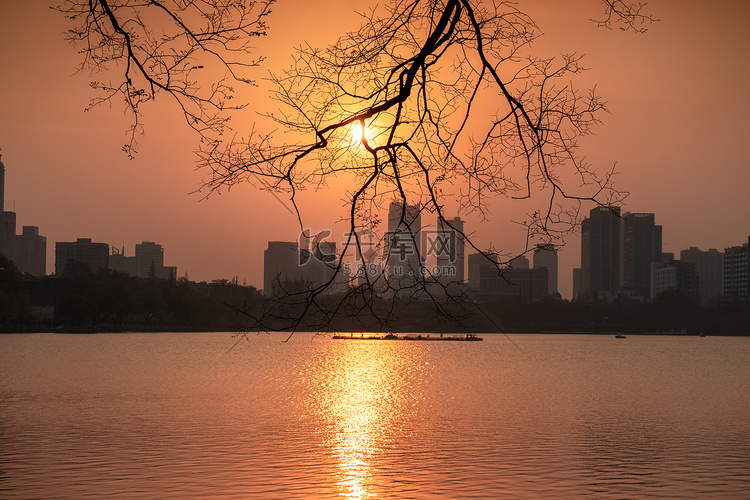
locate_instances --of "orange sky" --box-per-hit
[1,0,749,297]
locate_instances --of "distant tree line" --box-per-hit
[1,253,747,334]
[0,254,263,332]
[462,294,749,336]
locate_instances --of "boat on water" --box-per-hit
[332,333,483,341]
[615,333,626,339]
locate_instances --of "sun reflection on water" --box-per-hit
[323,341,404,499]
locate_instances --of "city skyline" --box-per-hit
[3,146,748,301]
[3,148,749,300]
[0,1,749,297]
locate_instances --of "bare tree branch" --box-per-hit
[591,0,658,33]
[54,0,274,157]
[59,0,654,334]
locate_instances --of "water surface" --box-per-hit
[1,333,748,498]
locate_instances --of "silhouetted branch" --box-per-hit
[591,0,658,33]
[60,0,654,335]
[54,0,274,157]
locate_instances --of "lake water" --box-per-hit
[1,332,749,499]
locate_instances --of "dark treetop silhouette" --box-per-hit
[56,0,654,336]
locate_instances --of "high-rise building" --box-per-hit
[264,241,302,297]
[681,247,723,307]
[0,154,16,260]
[264,238,345,298]
[509,254,530,270]
[386,202,422,286]
[434,216,465,285]
[724,237,749,303]
[109,242,175,280]
[468,252,497,291]
[572,268,582,301]
[136,241,164,279]
[533,244,559,296]
[0,154,47,274]
[495,267,548,302]
[468,252,503,295]
[354,228,384,288]
[622,212,662,300]
[0,210,16,260]
[651,260,698,301]
[13,226,46,277]
[468,251,546,302]
[110,246,137,276]
[300,239,340,291]
[580,206,622,301]
[55,238,109,274]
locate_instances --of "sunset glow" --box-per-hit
[351,120,371,148]
[0,0,748,293]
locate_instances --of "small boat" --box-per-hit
[615,333,626,339]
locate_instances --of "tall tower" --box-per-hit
[580,206,621,301]
[0,154,17,260]
[622,212,662,299]
[724,237,749,304]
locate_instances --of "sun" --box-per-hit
[351,120,370,147]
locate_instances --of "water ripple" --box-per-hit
[1,333,749,498]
